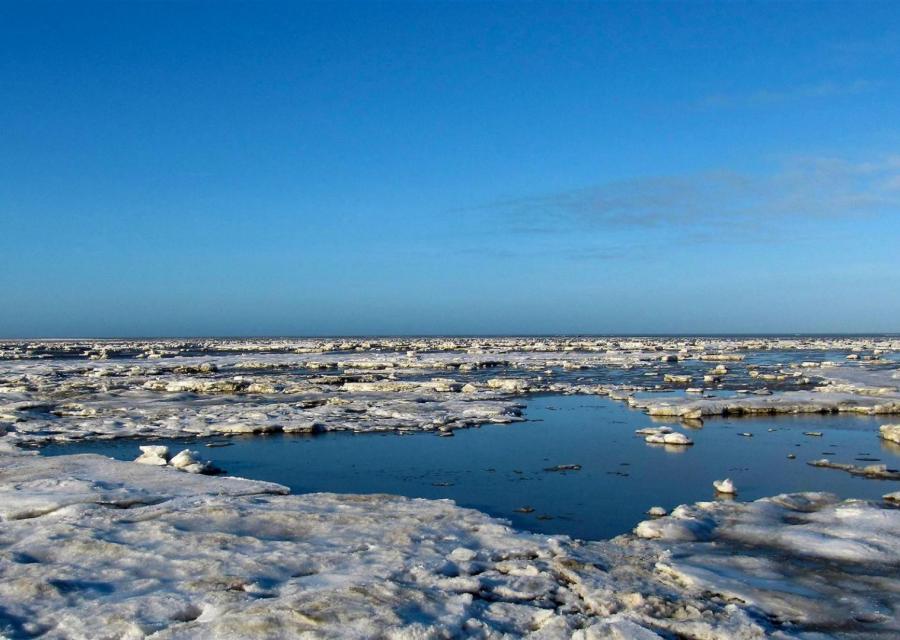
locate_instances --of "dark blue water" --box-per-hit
[40,395,900,540]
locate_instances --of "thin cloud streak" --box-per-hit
[696,79,881,109]
[478,155,900,240]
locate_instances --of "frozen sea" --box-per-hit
[6,337,900,637]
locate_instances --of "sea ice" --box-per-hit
[713,478,736,494]
[645,431,693,446]
[880,423,900,444]
[134,445,170,466]
[808,458,900,480]
[2,445,898,638]
[638,426,693,446]
[2,336,899,445]
[2,337,900,636]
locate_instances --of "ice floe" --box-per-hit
[645,431,693,446]
[808,458,900,480]
[636,426,693,446]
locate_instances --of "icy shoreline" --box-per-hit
[1,442,898,638]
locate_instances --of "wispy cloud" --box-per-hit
[475,155,900,241]
[451,244,631,262]
[828,34,900,62]
[696,79,880,109]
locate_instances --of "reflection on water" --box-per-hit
[41,394,900,540]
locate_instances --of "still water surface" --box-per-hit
[42,394,900,540]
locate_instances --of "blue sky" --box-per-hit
[2,1,899,337]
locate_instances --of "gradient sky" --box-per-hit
[2,1,899,337]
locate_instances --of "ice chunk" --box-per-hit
[134,445,169,466]
[713,478,736,494]
[167,449,216,474]
[449,547,478,562]
[486,378,529,392]
[635,426,673,436]
[879,424,900,444]
[645,431,693,446]
[169,449,200,469]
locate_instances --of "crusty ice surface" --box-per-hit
[2,337,900,638]
[1,336,899,444]
[1,445,898,639]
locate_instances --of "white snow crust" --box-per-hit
[2,337,899,638]
[2,336,898,445]
[1,447,898,638]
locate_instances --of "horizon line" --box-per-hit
[3,332,899,341]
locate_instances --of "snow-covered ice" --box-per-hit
[808,458,900,480]
[134,444,170,466]
[712,478,737,494]
[1,445,899,638]
[636,426,693,446]
[880,423,900,444]
[645,431,693,446]
[2,337,900,637]
[1,336,898,445]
